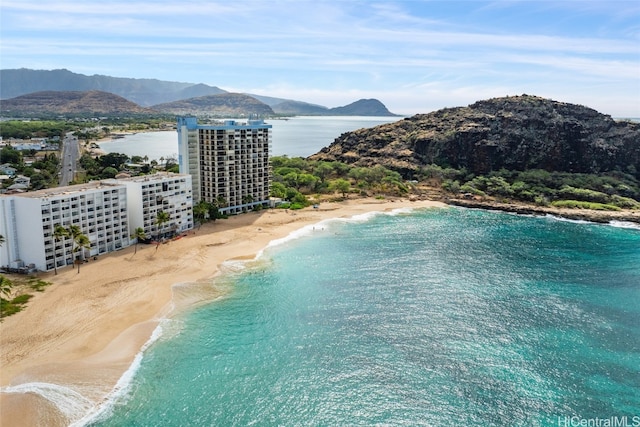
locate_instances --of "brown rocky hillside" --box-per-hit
[0,90,155,115]
[153,93,275,117]
[309,95,640,179]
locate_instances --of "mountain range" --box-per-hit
[0,90,155,116]
[0,68,398,117]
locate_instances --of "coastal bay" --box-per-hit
[0,198,445,426]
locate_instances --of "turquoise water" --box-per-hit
[89,208,640,426]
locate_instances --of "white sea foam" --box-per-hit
[544,214,594,225]
[67,320,167,427]
[1,382,94,422]
[545,214,640,230]
[254,206,421,259]
[609,220,640,230]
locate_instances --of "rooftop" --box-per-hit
[8,180,124,199]
[5,173,189,200]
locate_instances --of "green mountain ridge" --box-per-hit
[0,68,396,116]
[0,90,155,116]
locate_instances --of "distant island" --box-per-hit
[0,68,398,117]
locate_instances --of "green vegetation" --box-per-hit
[1,294,33,317]
[131,227,147,254]
[193,200,225,227]
[270,157,640,211]
[270,156,408,209]
[418,165,640,209]
[2,121,639,214]
[0,146,60,190]
[77,151,180,182]
[0,275,52,319]
[550,200,621,211]
[0,120,83,139]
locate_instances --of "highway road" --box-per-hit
[59,133,80,186]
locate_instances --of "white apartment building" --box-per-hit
[0,173,193,272]
[108,173,193,240]
[0,181,130,272]
[177,117,272,214]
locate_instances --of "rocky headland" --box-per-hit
[310,94,639,178]
[309,95,640,224]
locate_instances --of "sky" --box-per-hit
[1,0,639,117]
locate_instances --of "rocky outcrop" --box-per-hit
[152,93,275,117]
[0,90,155,115]
[271,98,398,116]
[327,99,398,116]
[309,95,640,179]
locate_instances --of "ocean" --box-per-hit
[80,207,640,427]
[99,116,401,160]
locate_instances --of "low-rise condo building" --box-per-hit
[177,117,272,214]
[0,173,193,272]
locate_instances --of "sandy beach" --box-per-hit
[0,197,446,426]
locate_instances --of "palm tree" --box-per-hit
[0,275,13,300]
[155,210,170,248]
[67,224,82,265]
[131,227,146,255]
[67,225,81,241]
[73,234,91,273]
[215,195,228,208]
[193,201,209,228]
[53,225,69,275]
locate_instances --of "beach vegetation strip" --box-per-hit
[0,275,51,319]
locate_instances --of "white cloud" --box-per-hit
[1,0,638,117]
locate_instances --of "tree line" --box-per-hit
[269,156,409,209]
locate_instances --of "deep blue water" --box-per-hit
[88,208,640,426]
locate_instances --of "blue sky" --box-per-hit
[1,1,639,116]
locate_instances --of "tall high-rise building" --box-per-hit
[177,117,272,214]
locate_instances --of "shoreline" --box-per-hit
[0,197,446,427]
[446,198,640,225]
[1,196,637,426]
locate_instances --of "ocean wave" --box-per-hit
[68,320,167,427]
[220,258,255,272]
[1,382,94,423]
[609,220,640,230]
[543,214,592,225]
[257,207,420,258]
[545,214,640,230]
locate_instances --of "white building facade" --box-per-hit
[108,173,193,240]
[0,173,193,272]
[177,117,272,214]
[0,181,130,272]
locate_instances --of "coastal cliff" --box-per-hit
[309,95,639,179]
